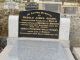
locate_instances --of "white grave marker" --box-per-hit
[0,10,75,60]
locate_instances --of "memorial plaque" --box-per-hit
[19,10,60,39]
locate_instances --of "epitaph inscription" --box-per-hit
[19,10,60,39]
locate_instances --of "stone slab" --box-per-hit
[8,15,70,40]
[17,40,70,60]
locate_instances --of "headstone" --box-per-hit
[9,16,70,41]
[4,11,75,60]
[25,2,39,10]
[19,10,60,39]
[4,2,19,9]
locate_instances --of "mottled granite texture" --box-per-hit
[70,16,80,47]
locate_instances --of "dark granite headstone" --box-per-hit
[19,10,60,39]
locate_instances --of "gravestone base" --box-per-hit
[0,38,74,60]
[17,40,70,60]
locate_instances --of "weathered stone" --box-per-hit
[70,16,80,47]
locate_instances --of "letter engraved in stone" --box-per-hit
[19,10,60,39]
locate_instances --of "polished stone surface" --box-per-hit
[18,40,70,60]
[0,39,75,60]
